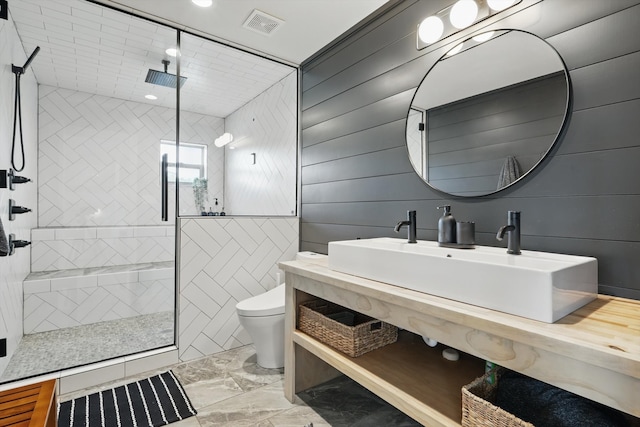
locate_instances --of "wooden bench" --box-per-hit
[0,379,57,427]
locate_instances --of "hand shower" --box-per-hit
[11,46,40,172]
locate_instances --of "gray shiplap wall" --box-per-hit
[299,0,640,299]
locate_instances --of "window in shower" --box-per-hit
[161,141,207,183]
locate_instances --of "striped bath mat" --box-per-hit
[58,370,196,427]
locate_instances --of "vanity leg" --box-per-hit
[284,277,341,402]
[284,278,297,401]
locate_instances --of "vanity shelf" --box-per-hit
[293,329,484,426]
[281,258,640,424]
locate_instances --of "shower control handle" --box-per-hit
[8,199,31,221]
[6,234,31,256]
[0,168,28,189]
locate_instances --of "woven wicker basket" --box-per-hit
[298,300,398,357]
[462,368,534,427]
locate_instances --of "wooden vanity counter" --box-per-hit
[281,259,640,425]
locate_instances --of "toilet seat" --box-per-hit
[236,283,285,317]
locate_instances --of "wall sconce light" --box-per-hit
[416,0,520,50]
[214,132,233,147]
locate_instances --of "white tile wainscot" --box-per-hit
[280,259,640,425]
[178,216,299,362]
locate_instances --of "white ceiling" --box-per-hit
[92,0,390,65]
[9,0,389,117]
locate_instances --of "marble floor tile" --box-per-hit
[259,405,332,427]
[172,355,233,387]
[197,380,298,427]
[182,375,244,410]
[297,375,421,427]
[210,345,258,370]
[227,363,283,393]
[170,416,202,427]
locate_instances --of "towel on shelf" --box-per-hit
[0,217,8,256]
[496,370,630,426]
[497,155,522,189]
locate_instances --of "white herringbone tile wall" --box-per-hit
[224,71,297,216]
[38,85,225,227]
[0,13,39,377]
[178,216,299,361]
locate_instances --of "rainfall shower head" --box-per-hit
[145,59,187,88]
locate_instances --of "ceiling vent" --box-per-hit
[242,9,284,36]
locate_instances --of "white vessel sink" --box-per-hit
[328,238,597,323]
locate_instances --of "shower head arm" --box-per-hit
[12,46,40,76]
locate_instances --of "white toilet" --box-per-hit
[236,251,325,368]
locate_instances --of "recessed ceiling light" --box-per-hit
[165,48,178,57]
[192,0,213,7]
[145,94,158,100]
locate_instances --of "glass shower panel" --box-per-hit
[177,32,296,217]
[0,0,178,384]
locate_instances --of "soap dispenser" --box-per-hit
[437,205,456,244]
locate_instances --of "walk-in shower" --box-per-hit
[1,1,182,383]
[1,0,295,385]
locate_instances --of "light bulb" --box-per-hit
[487,0,516,11]
[418,16,444,44]
[472,31,495,43]
[145,94,157,100]
[192,0,213,7]
[446,43,464,56]
[450,0,479,29]
[165,48,178,57]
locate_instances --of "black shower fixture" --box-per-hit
[8,199,31,221]
[0,168,31,190]
[12,46,40,76]
[11,46,40,172]
[7,234,31,256]
[145,59,187,88]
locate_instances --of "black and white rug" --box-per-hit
[58,370,197,427]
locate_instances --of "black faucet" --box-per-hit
[394,210,417,243]
[496,211,521,254]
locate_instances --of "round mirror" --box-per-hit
[407,30,570,197]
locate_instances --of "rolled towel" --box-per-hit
[0,218,8,256]
[497,156,522,189]
[496,370,630,426]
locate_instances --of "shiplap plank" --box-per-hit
[302,147,413,185]
[571,50,640,111]
[301,119,405,166]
